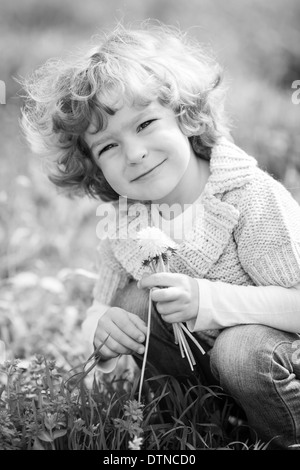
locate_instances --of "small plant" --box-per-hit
[114,399,144,450]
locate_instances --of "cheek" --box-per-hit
[167,134,191,165]
[160,128,190,153]
[103,171,120,189]
[98,159,118,182]
[100,164,126,193]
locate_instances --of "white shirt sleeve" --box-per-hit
[187,279,300,334]
[81,300,120,373]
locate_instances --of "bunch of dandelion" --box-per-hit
[135,226,205,402]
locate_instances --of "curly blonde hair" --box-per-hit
[21,21,231,201]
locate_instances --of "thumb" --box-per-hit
[137,272,151,288]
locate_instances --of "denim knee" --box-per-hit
[210,324,299,398]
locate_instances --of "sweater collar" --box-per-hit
[204,138,257,196]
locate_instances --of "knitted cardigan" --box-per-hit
[92,139,300,346]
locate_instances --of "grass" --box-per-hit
[0,353,265,450]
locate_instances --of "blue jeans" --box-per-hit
[113,281,300,449]
[211,324,300,450]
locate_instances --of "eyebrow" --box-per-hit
[90,107,154,152]
[91,134,113,151]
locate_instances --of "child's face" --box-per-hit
[85,99,197,204]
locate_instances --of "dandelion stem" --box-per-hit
[138,288,152,403]
[179,322,206,355]
[159,254,178,344]
[176,326,195,371]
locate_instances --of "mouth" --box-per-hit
[131,159,167,182]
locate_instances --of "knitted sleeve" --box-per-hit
[231,168,300,287]
[92,238,130,304]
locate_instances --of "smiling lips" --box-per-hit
[131,159,166,182]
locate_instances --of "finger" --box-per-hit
[109,321,146,351]
[94,338,131,357]
[150,286,179,303]
[95,315,145,351]
[159,309,183,324]
[138,272,182,289]
[127,312,148,336]
[112,313,146,343]
[156,300,181,315]
[96,323,146,355]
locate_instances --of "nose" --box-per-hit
[124,138,147,164]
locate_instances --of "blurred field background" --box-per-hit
[0,0,300,368]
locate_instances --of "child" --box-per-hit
[21,22,300,449]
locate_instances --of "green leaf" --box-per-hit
[37,430,53,442]
[53,429,67,440]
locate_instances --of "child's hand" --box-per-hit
[138,273,199,324]
[93,307,148,361]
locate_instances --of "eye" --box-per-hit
[137,119,156,132]
[98,143,117,156]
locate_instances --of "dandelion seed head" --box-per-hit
[136,227,177,260]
